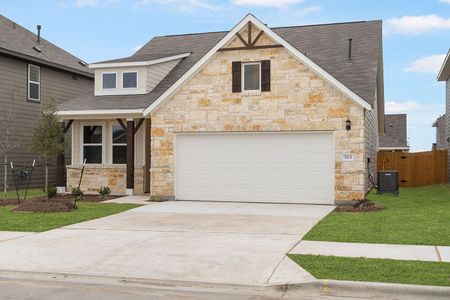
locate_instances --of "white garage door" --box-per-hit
[175,132,334,204]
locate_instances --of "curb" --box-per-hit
[283,280,450,299]
[0,270,449,299]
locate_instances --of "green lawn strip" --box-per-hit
[0,203,140,232]
[304,184,450,246]
[288,254,450,287]
[4,188,46,200]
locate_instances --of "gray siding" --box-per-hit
[447,79,450,182]
[0,54,93,190]
[146,59,181,92]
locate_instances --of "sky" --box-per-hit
[1,0,449,151]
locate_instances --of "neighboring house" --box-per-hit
[432,114,446,150]
[57,14,385,204]
[379,114,409,152]
[437,49,450,182]
[0,15,93,189]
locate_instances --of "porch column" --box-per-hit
[126,119,135,195]
[56,120,73,193]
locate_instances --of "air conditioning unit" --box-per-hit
[377,171,399,195]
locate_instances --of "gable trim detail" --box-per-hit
[143,14,372,116]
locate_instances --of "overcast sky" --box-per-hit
[2,0,449,151]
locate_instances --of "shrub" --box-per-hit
[71,187,84,200]
[98,186,111,200]
[47,185,57,198]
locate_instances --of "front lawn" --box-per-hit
[3,188,46,200]
[0,202,140,232]
[289,254,450,287]
[304,184,450,246]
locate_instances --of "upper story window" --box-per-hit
[123,71,138,89]
[102,73,117,89]
[112,124,127,164]
[83,125,103,164]
[28,64,40,102]
[242,62,261,91]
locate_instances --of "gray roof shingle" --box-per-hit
[379,114,409,149]
[0,15,93,77]
[59,20,382,111]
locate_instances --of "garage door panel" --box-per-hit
[175,132,334,204]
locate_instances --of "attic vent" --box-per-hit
[32,46,42,53]
[348,38,353,60]
[78,61,87,66]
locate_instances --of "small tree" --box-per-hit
[0,84,23,200]
[30,100,65,198]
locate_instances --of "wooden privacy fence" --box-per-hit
[377,150,448,187]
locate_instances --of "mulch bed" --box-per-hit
[14,198,74,212]
[335,200,386,213]
[1,194,120,213]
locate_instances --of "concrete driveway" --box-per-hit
[0,201,333,286]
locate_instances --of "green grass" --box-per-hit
[289,254,450,287]
[4,188,46,200]
[0,202,140,232]
[304,184,450,246]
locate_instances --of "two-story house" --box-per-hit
[0,15,93,190]
[57,14,385,204]
[437,49,450,182]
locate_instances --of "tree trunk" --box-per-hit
[3,155,7,200]
[45,157,48,201]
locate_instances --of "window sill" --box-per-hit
[242,90,261,96]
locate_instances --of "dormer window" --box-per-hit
[102,72,117,89]
[123,71,138,89]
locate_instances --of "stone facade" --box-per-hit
[150,30,372,202]
[67,165,144,195]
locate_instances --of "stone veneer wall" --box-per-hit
[150,37,370,202]
[67,165,144,195]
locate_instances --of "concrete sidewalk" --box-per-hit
[291,240,450,262]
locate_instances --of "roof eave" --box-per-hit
[89,52,191,69]
[437,49,450,81]
[0,47,94,78]
[56,109,144,120]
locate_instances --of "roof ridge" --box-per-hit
[158,19,382,38]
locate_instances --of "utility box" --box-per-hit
[377,171,399,195]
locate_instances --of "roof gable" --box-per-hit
[143,14,372,116]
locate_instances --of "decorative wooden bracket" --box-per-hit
[218,22,282,52]
[116,118,145,135]
[63,120,73,134]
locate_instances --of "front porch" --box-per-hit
[57,117,151,196]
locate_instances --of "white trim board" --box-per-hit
[143,13,372,116]
[90,52,191,69]
[437,49,450,81]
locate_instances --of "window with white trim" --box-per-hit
[28,64,40,101]
[83,125,103,164]
[123,71,138,89]
[112,124,127,164]
[242,62,261,91]
[102,73,117,89]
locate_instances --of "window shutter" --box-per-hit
[261,60,271,92]
[232,61,241,93]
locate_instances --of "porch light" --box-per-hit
[345,118,352,131]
